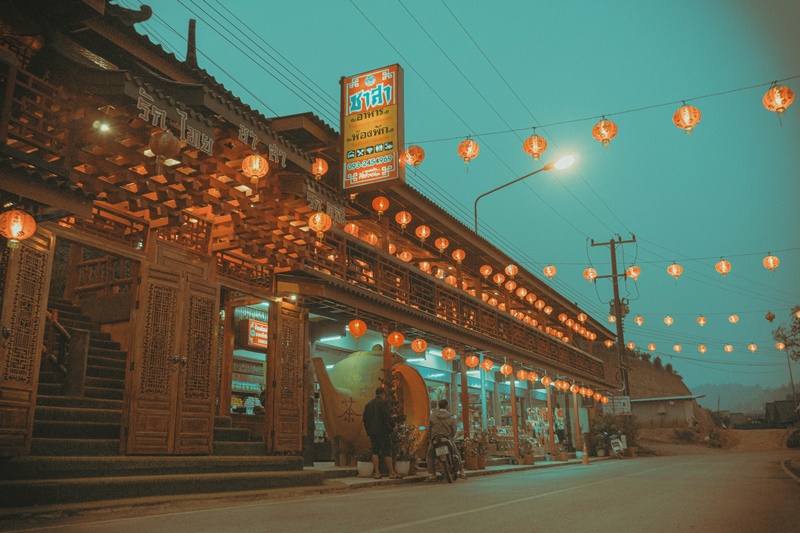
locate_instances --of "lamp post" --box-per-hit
[473,156,575,234]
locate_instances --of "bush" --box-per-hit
[787,430,800,449]
[356,447,373,462]
[707,430,723,448]
[673,428,696,443]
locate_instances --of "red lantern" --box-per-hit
[673,104,702,134]
[451,249,466,263]
[673,345,682,353]
[724,344,733,353]
[601,396,609,405]
[465,355,479,368]
[480,359,494,372]
[344,222,359,237]
[591,118,618,148]
[647,343,656,351]
[634,315,644,326]
[241,153,269,180]
[372,196,390,216]
[348,319,367,339]
[543,265,557,279]
[522,134,547,160]
[504,264,519,278]
[604,340,613,348]
[516,369,528,381]
[728,314,739,324]
[715,259,731,276]
[535,300,546,311]
[311,158,329,180]
[763,85,794,116]
[441,347,457,361]
[577,313,588,323]
[395,211,412,229]
[149,130,181,174]
[445,274,458,286]
[492,272,506,285]
[415,225,431,242]
[698,344,707,354]
[527,371,539,382]
[500,363,513,376]
[748,343,758,353]
[583,268,597,282]
[570,384,580,394]
[667,263,683,279]
[515,287,528,299]
[389,244,397,255]
[554,379,564,390]
[480,265,493,278]
[504,280,517,292]
[766,311,776,323]
[626,342,635,350]
[0,209,36,248]
[626,265,641,280]
[664,315,674,327]
[411,338,428,353]
[365,232,378,246]
[387,331,405,348]
[541,375,553,387]
[308,211,332,239]
[776,342,786,351]
[557,313,568,323]
[543,306,553,315]
[697,315,707,327]
[457,138,480,164]
[763,253,780,272]
[398,250,413,263]
[404,145,425,166]
[593,392,602,402]
[435,237,449,253]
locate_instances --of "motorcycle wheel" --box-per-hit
[439,455,453,483]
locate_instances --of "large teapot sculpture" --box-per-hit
[312,346,429,454]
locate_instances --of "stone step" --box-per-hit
[88,333,115,345]
[30,438,119,456]
[87,355,126,370]
[37,371,65,384]
[88,346,126,359]
[0,470,323,507]
[212,441,266,456]
[34,405,122,424]
[32,420,121,440]
[213,427,252,442]
[87,364,126,381]
[85,376,125,390]
[35,395,122,411]
[214,416,232,428]
[58,318,100,332]
[37,383,63,396]
[85,385,123,401]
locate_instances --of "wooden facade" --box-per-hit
[0,1,614,458]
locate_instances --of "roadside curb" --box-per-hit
[781,458,800,485]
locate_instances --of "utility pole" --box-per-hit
[591,235,636,397]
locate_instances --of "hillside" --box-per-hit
[690,382,797,413]
[639,427,793,455]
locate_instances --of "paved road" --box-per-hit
[4,451,799,533]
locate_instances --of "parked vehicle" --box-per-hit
[431,434,463,483]
[609,433,624,459]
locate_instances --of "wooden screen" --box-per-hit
[0,230,54,457]
[266,301,307,453]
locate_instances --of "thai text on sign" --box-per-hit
[247,319,269,348]
[340,64,405,190]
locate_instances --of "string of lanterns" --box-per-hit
[604,337,789,356]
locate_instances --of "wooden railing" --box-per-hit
[64,253,139,301]
[216,252,272,291]
[303,230,604,378]
[42,310,71,376]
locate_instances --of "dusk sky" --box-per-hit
[121,0,800,390]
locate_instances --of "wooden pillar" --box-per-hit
[510,374,519,459]
[573,391,582,451]
[382,327,391,374]
[460,357,470,439]
[217,301,236,416]
[546,385,555,456]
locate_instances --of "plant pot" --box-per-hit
[477,454,487,470]
[523,453,535,465]
[394,460,411,477]
[357,461,374,477]
[465,455,479,470]
[558,451,569,461]
[597,448,607,457]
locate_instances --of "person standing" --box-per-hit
[362,387,398,479]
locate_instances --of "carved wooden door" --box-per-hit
[265,300,307,453]
[124,265,219,455]
[0,230,55,457]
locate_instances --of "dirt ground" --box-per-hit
[637,427,795,456]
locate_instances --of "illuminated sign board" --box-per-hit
[340,64,405,190]
[247,319,269,348]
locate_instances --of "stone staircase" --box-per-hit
[0,297,322,509]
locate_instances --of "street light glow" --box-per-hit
[554,155,575,169]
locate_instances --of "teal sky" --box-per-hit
[120,0,800,390]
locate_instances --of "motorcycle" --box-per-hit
[608,433,623,459]
[431,434,463,483]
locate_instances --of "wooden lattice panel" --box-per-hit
[278,319,302,411]
[140,283,178,395]
[183,294,216,399]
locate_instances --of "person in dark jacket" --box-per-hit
[362,387,397,479]
[426,399,466,480]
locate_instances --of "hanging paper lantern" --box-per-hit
[748,343,758,353]
[404,145,425,166]
[762,253,780,272]
[395,211,412,229]
[434,237,449,253]
[480,265,493,278]
[589,332,597,340]
[504,280,517,292]
[308,211,332,239]
[626,342,635,350]
[593,392,602,402]
[149,130,181,173]
[500,363,513,376]
[673,104,702,134]
[766,311,776,323]
[398,250,413,263]
[715,259,732,276]
[445,274,458,286]
[522,134,547,160]
[451,249,466,263]
[626,265,641,280]
[504,264,519,278]
[344,222,359,237]
[311,157,329,180]
[562,381,572,391]
[697,315,707,327]
[673,345,682,353]
[607,315,616,323]
[457,138,480,164]
[591,118,618,148]
[577,313,588,323]
[241,153,269,180]
[729,314,739,324]
[526,293,537,305]
[724,344,733,353]
[698,344,707,354]
[776,342,786,351]
[541,375,553,387]
[664,315,674,327]
[0,209,36,248]
[415,225,431,242]
[558,313,568,323]
[411,338,428,353]
[364,232,378,246]
[667,263,684,279]
[490,273,504,286]
[579,387,587,397]
[763,85,795,116]
[565,318,575,327]
[465,355,479,368]
[481,359,494,372]
[602,396,609,405]
[488,297,498,307]
[543,306,553,315]
[553,379,563,390]
[372,196,390,216]
[569,384,580,394]
[348,319,367,339]
[634,315,644,326]
[527,371,539,382]
[515,287,528,299]
[387,331,405,348]
[647,343,656,351]
[389,244,397,255]
[604,340,613,348]
[543,265,557,279]
[583,268,598,282]
[442,347,457,361]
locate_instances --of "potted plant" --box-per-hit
[356,447,374,477]
[474,430,490,469]
[462,436,480,470]
[391,423,420,477]
[520,437,536,464]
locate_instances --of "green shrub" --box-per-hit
[673,428,695,443]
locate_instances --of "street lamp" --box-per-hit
[473,155,575,233]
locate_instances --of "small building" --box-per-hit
[765,400,800,428]
[630,395,706,428]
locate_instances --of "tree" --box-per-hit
[773,305,800,362]
[665,362,673,373]
[653,356,663,370]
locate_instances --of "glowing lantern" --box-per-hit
[348,319,367,339]
[589,333,597,341]
[503,265,518,279]
[442,347,457,361]
[543,265,557,279]
[698,345,707,354]
[561,381,571,391]
[748,343,757,353]
[481,293,489,302]
[626,265,641,280]
[673,345,682,353]
[344,222,359,237]
[565,318,575,327]
[415,225,431,242]
[558,313,568,323]
[601,396,609,405]
[411,338,428,354]
[389,244,397,255]
[673,104,702,134]
[604,340,613,348]
[715,259,731,276]
[435,237,449,253]
[664,316,674,327]
[515,369,527,380]
[570,384,580,394]
[480,265,493,278]
[593,392,602,402]
[647,343,656,351]
[371,197,390,217]
[667,263,683,279]
[398,250,413,262]
[0,209,36,248]
[583,268,598,282]
[522,134,547,160]
[465,355,479,368]
[697,315,707,327]
[492,273,506,285]
[579,387,587,397]
[607,315,616,323]
[365,232,378,246]
[149,130,181,173]
[311,158,329,180]
[763,85,795,116]
[776,342,786,351]
[577,313,588,323]
[763,253,780,272]
[724,344,733,353]
[445,275,458,286]
[626,342,635,350]
[554,379,563,390]
[527,371,539,382]
[488,297,498,307]
[395,211,412,229]
[729,314,739,324]
[504,280,517,292]
[404,145,425,166]
[241,153,269,181]
[634,315,644,326]
[796,310,800,319]
[308,211,332,239]
[541,375,553,387]
[766,311,776,323]
[451,249,466,263]
[543,306,553,315]
[500,363,513,376]
[481,359,494,372]
[457,138,480,164]
[515,287,528,299]
[526,293,537,305]
[591,118,618,147]
[387,331,405,348]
